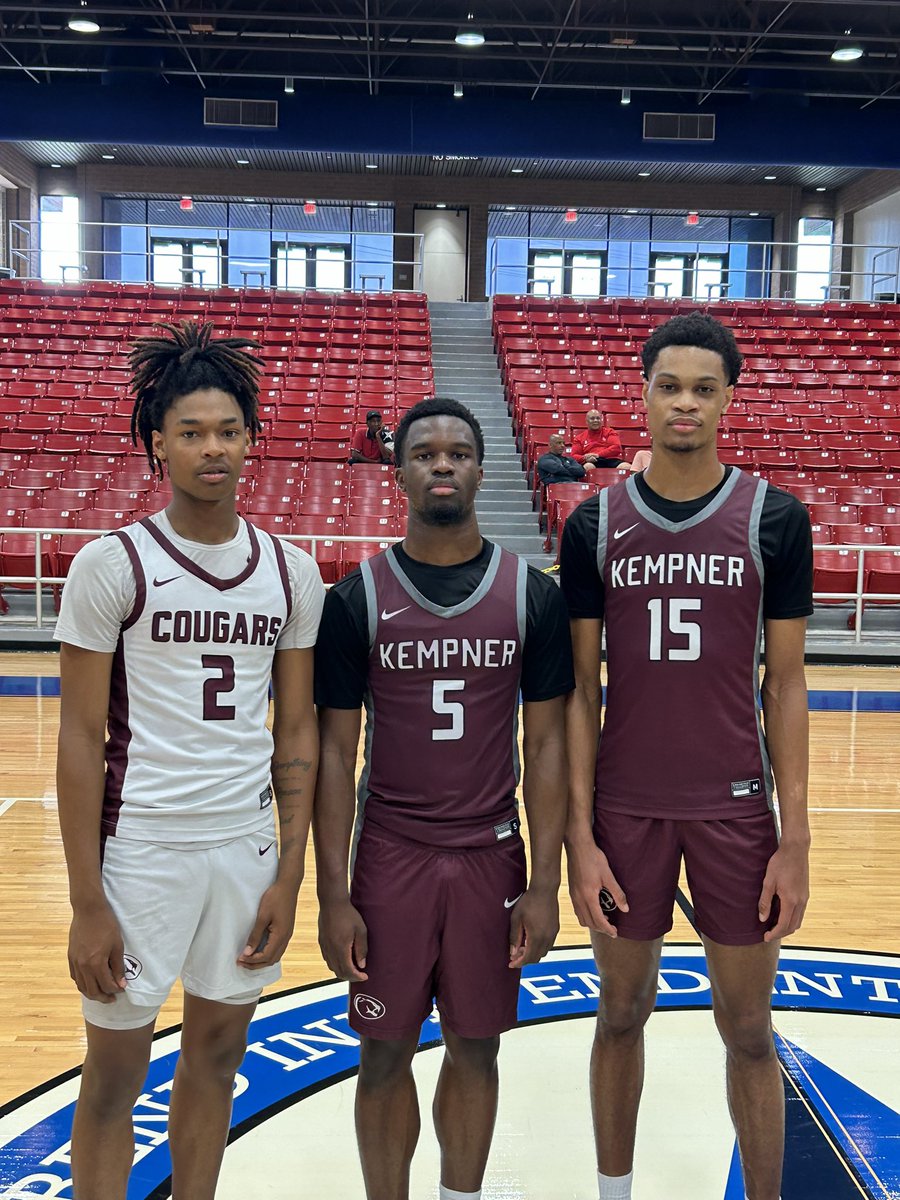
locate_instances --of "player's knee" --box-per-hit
[443,1032,500,1078]
[358,1037,417,1090]
[596,989,655,1040]
[79,1054,147,1120]
[179,1024,248,1081]
[715,1010,775,1062]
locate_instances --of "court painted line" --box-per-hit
[809,807,900,814]
[0,797,51,817]
[3,675,900,710]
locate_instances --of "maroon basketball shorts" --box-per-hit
[593,810,780,945]
[348,825,527,1040]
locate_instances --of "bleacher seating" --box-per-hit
[0,281,431,593]
[494,294,900,613]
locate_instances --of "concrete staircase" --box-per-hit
[428,301,550,566]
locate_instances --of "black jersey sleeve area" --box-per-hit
[559,496,605,619]
[313,573,370,709]
[760,487,814,620]
[521,568,575,701]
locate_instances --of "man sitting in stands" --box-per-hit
[537,433,588,485]
[350,410,395,466]
[572,410,625,471]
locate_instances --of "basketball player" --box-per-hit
[560,314,813,1200]
[314,396,573,1200]
[55,322,324,1200]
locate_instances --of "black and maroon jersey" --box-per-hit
[357,543,527,848]
[596,470,774,820]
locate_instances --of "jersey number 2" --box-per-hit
[202,654,236,720]
[647,597,701,662]
[432,679,465,741]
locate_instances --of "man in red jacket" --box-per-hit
[572,410,625,471]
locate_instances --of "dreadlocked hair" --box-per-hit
[129,320,263,477]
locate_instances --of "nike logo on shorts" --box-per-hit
[381,606,411,621]
[613,523,639,540]
[153,575,182,587]
[258,842,275,856]
[504,892,524,909]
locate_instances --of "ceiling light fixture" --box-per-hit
[749,211,760,216]
[436,203,447,209]
[831,41,864,62]
[816,186,827,192]
[284,77,294,94]
[621,87,631,105]
[453,82,464,98]
[50,163,62,168]
[101,154,115,160]
[638,170,651,177]
[236,158,250,165]
[455,13,485,46]
[365,163,378,170]
[366,201,378,207]
[68,16,100,33]
[764,174,777,181]
[511,167,524,174]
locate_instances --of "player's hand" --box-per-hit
[239,878,299,969]
[508,884,559,968]
[759,839,810,943]
[566,839,628,937]
[68,899,127,1002]
[318,897,369,982]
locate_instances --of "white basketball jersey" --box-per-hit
[103,516,292,844]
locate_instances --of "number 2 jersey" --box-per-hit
[561,469,813,821]
[55,511,325,844]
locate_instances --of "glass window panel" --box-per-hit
[695,254,724,299]
[652,254,686,298]
[152,240,184,284]
[314,246,347,290]
[276,246,308,290]
[531,251,563,295]
[39,195,80,282]
[571,252,603,298]
[191,241,221,287]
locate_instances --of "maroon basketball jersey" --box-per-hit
[596,469,773,820]
[358,544,527,848]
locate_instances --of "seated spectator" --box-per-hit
[537,433,587,485]
[350,410,394,465]
[630,447,652,473]
[572,409,625,471]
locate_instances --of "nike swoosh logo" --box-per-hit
[504,892,524,909]
[258,842,275,856]
[613,523,639,540]
[153,575,182,587]
[381,606,411,621]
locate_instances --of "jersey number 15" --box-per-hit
[647,597,701,662]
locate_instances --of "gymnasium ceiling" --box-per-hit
[1,1,898,104]
[1,2,898,188]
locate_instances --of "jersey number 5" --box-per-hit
[202,654,236,720]
[647,597,701,662]
[432,679,465,741]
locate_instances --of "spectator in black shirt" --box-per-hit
[537,433,587,485]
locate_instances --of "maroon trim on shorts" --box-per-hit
[102,636,131,838]
[268,528,293,623]
[139,515,261,592]
[111,530,146,631]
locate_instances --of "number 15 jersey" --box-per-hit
[596,469,773,820]
[358,544,527,849]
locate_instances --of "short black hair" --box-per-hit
[393,396,485,466]
[129,320,263,478]
[641,313,743,386]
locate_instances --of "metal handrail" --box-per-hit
[0,527,896,643]
[6,220,426,293]
[486,237,900,304]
